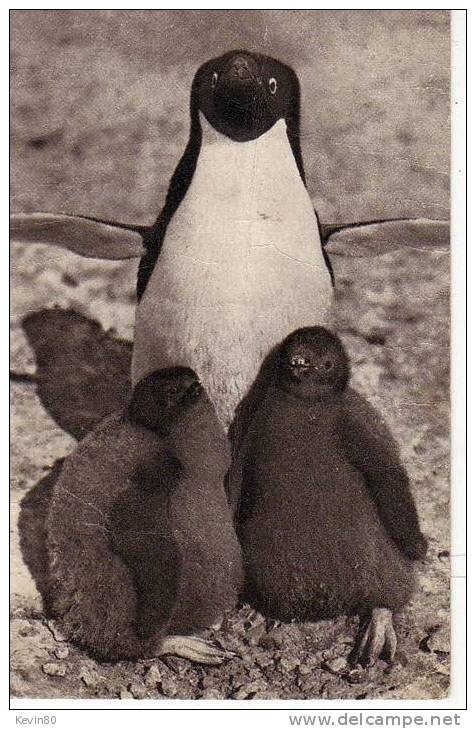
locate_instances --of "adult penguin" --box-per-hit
[131,50,334,427]
[11,51,450,426]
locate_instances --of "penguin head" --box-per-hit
[126,367,204,434]
[192,50,301,143]
[277,327,350,401]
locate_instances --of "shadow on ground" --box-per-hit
[10,243,450,699]
[20,309,132,440]
[16,309,132,627]
[9,8,451,700]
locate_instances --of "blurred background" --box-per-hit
[10,9,450,225]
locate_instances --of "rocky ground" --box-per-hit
[10,240,450,700]
[10,9,450,702]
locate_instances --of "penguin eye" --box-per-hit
[211,72,218,89]
[268,77,277,95]
[323,359,334,370]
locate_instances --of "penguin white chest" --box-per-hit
[133,116,333,426]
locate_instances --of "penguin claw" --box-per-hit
[244,608,266,630]
[210,617,224,631]
[351,608,397,667]
[159,635,236,665]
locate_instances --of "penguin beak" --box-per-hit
[227,54,259,84]
[215,54,262,116]
[185,380,203,401]
[287,356,311,380]
[289,356,311,370]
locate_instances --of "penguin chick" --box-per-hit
[235,327,427,665]
[47,367,243,662]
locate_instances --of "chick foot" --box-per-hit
[351,607,397,666]
[159,635,236,665]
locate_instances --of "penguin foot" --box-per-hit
[243,609,281,644]
[159,635,236,666]
[210,616,224,631]
[244,608,266,630]
[351,608,397,667]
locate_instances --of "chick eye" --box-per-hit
[211,72,218,88]
[268,77,277,95]
[324,359,334,370]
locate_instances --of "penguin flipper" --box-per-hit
[224,459,243,521]
[133,538,182,639]
[323,218,449,257]
[10,212,146,260]
[132,448,183,496]
[340,388,428,561]
[110,481,183,639]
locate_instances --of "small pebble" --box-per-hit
[18,623,37,638]
[54,646,69,660]
[258,635,278,650]
[201,688,224,699]
[201,673,221,690]
[119,689,133,699]
[254,689,281,699]
[427,627,450,654]
[255,652,274,669]
[42,662,66,677]
[10,674,25,696]
[129,683,148,699]
[279,655,300,673]
[79,667,99,689]
[246,621,267,645]
[160,676,178,698]
[45,620,67,642]
[233,680,267,699]
[394,650,408,667]
[163,656,189,675]
[144,664,163,688]
[419,575,438,595]
[11,607,27,619]
[348,667,365,684]
[323,656,348,674]
[241,653,258,668]
[298,662,314,677]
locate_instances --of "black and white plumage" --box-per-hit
[9,50,449,429]
[132,50,334,427]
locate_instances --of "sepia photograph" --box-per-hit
[10,9,456,704]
